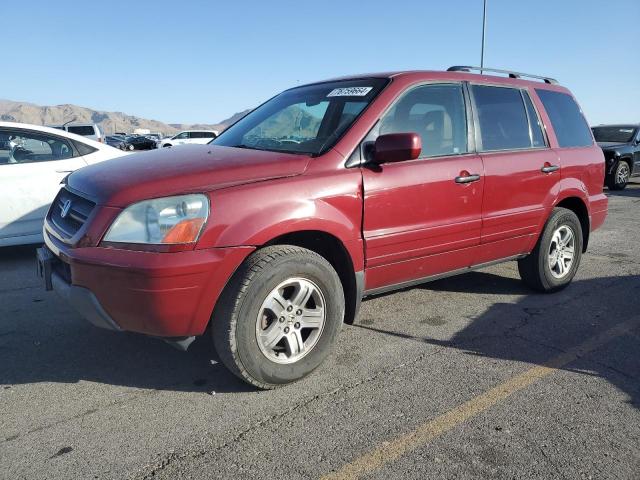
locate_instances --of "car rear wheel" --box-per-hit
[212,245,344,389]
[607,160,630,190]
[518,207,583,292]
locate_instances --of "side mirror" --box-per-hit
[373,133,422,164]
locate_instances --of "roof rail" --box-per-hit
[447,66,558,84]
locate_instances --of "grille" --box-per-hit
[49,188,95,238]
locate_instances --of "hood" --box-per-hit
[68,144,310,207]
[597,142,628,150]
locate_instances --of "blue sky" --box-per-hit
[3,0,638,125]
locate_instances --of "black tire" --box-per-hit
[212,245,345,389]
[518,207,583,292]
[162,143,172,148]
[606,160,630,190]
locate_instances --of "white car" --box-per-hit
[49,123,105,143]
[0,122,128,246]
[160,130,218,148]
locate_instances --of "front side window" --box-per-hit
[536,89,592,148]
[377,83,468,157]
[212,78,388,155]
[472,85,532,151]
[174,132,189,139]
[0,129,74,165]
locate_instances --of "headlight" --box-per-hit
[104,194,209,244]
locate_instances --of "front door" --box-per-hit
[361,83,484,292]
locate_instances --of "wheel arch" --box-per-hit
[263,230,363,325]
[555,196,590,252]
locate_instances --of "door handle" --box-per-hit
[541,164,559,173]
[455,173,481,184]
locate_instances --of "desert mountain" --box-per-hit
[0,99,251,135]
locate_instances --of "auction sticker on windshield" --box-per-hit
[327,87,373,97]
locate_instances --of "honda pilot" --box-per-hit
[38,67,608,389]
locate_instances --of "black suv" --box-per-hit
[592,124,640,190]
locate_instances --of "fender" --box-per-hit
[524,179,589,253]
[196,170,365,272]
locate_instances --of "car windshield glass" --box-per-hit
[212,78,388,155]
[591,126,637,143]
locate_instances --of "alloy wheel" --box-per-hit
[617,162,630,186]
[255,277,326,364]
[548,225,575,279]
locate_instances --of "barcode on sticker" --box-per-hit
[327,87,373,97]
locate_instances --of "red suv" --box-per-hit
[38,66,608,388]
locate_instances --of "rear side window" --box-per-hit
[74,140,98,156]
[535,90,592,148]
[471,85,531,151]
[67,125,96,136]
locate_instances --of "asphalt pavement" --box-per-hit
[1,185,639,479]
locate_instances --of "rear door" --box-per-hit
[470,84,560,263]
[0,128,87,241]
[361,83,484,292]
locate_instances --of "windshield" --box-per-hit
[592,126,637,143]
[212,78,388,155]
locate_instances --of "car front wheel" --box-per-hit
[518,207,583,292]
[607,160,630,190]
[212,245,345,389]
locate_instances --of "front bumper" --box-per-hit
[40,229,254,338]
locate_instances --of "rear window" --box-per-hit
[535,90,592,148]
[471,85,533,151]
[67,125,96,136]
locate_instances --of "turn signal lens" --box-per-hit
[162,218,206,243]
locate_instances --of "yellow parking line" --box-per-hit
[322,318,639,480]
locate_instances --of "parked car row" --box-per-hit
[65,125,220,151]
[105,134,157,151]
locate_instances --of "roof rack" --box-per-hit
[447,66,558,84]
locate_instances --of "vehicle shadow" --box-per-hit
[605,182,640,198]
[357,272,640,410]
[0,246,253,394]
